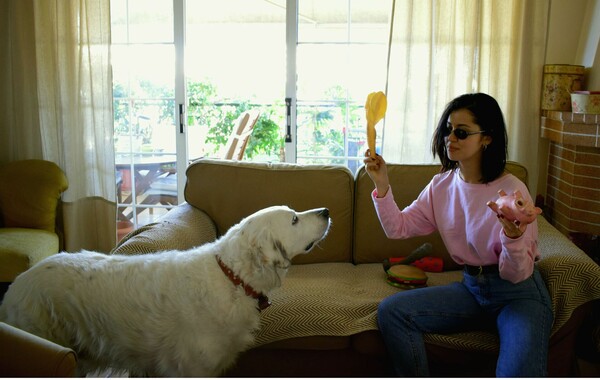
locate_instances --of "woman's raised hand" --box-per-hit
[363,150,390,198]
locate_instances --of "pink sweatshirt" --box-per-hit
[372,170,539,284]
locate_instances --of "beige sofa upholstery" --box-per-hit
[112,158,600,377]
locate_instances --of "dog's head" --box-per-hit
[251,205,330,261]
[224,206,331,289]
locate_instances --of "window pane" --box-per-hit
[112,45,175,99]
[186,0,285,101]
[296,0,391,172]
[110,0,174,44]
[298,0,349,43]
[349,0,392,43]
[114,100,176,154]
[297,45,350,101]
[296,102,344,156]
[110,0,128,44]
[111,0,177,233]
[299,0,390,43]
[186,0,286,162]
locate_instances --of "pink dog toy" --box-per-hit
[486,189,542,224]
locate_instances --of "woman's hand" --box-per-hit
[363,149,390,198]
[495,212,527,239]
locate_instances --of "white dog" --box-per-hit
[0,206,330,377]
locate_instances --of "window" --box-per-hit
[111,0,392,236]
[295,0,391,172]
[111,0,178,237]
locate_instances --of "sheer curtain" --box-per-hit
[383,0,549,195]
[0,0,116,252]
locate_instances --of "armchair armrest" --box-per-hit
[111,203,217,255]
[536,217,600,335]
[0,322,77,377]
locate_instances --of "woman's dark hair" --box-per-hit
[431,92,507,183]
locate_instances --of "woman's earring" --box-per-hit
[483,144,488,151]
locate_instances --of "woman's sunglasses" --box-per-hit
[446,126,488,140]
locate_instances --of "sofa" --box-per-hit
[112,158,600,377]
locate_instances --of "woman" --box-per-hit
[364,93,553,377]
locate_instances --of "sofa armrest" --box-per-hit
[536,217,600,335]
[0,322,77,377]
[111,203,217,255]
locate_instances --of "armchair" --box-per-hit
[0,159,68,291]
[0,322,77,377]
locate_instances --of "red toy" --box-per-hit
[382,243,444,273]
[384,256,443,273]
[383,243,444,289]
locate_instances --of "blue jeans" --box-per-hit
[377,267,553,377]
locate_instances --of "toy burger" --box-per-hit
[386,264,428,289]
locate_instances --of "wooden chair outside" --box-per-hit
[129,110,261,229]
[223,110,261,160]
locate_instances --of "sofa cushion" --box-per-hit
[0,228,59,282]
[258,335,351,351]
[251,262,463,348]
[184,158,355,264]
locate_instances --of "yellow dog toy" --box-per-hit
[365,91,388,158]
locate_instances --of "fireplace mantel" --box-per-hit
[541,110,599,147]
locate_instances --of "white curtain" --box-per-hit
[383,0,549,195]
[0,0,116,252]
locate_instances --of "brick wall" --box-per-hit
[541,111,600,147]
[546,142,600,235]
[541,111,600,236]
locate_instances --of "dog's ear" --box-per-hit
[250,227,290,270]
[243,228,288,289]
[271,239,290,268]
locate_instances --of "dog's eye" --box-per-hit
[292,215,299,225]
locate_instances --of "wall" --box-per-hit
[537,0,600,200]
[587,29,600,88]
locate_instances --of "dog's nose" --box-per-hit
[318,208,329,218]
